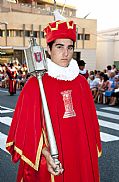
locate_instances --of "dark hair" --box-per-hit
[47,41,55,50]
[113,64,116,68]
[94,70,97,75]
[103,74,109,82]
[10,63,13,68]
[89,71,94,75]
[99,72,105,77]
[107,65,112,70]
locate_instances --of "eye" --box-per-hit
[68,46,73,51]
[56,45,63,49]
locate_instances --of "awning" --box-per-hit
[0,47,14,57]
[0,46,26,51]
[6,0,16,3]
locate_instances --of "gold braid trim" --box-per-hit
[49,21,60,31]
[48,21,75,31]
[6,134,43,171]
[6,141,14,147]
[42,128,49,147]
[97,145,102,157]
[51,174,55,182]
[66,22,74,29]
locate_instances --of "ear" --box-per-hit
[47,45,51,56]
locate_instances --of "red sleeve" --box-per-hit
[6,76,47,171]
[78,75,102,156]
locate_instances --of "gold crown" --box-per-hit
[44,20,76,43]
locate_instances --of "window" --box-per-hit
[8,30,14,37]
[77,33,90,40]
[85,34,90,40]
[78,34,83,40]
[25,30,31,37]
[33,31,37,38]
[0,30,2,36]
[40,31,45,38]
[0,30,8,37]
[16,30,23,37]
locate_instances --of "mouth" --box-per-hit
[61,59,68,61]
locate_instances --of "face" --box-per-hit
[79,65,85,70]
[47,39,74,67]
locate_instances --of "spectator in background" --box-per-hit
[20,72,31,89]
[78,60,89,79]
[1,66,8,88]
[111,64,117,72]
[104,71,116,101]
[106,65,112,77]
[21,63,28,76]
[94,70,101,82]
[94,74,111,103]
[109,75,119,105]
[89,74,99,98]
[108,71,116,89]
[16,70,23,89]
[0,64,3,72]
[0,70,3,87]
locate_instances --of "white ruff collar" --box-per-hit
[46,58,79,81]
[79,68,86,74]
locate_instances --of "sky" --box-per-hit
[57,0,119,31]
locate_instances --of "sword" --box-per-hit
[24,36,60,171]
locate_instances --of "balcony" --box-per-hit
[0,1,76,17]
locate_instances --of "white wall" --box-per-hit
[80,49,96,71]
[97,28,119,71]
[114,38,119,61]
[96,39,114,71]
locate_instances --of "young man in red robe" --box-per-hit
[6,15,102,182]
[5,63,17,95]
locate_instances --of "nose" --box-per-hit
[63,48,68,57]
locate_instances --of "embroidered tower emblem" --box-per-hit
[61,90,76,118]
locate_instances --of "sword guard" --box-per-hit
[52,155,61,172]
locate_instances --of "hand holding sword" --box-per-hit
[42,147,64,175]
[24,36,64,175]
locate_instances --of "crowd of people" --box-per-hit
[88,65,119,106]
[0,61,29,94]
[0,60,119,106]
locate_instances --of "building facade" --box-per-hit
[0,0,97,71]
[97,28,119,71]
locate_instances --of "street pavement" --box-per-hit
[0,88,119,182]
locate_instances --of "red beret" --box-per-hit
[44,20,76,43]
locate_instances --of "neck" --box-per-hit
[46,58,79,81]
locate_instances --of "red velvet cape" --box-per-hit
[6,69,17,94]
[6,74,102,182]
